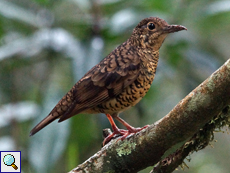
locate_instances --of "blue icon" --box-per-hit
[3,154,18,170]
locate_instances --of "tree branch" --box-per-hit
[152,106,230,173]
[69,59,230,173]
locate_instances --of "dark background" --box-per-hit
[0,0,230,172]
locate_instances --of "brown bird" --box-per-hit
[30,17,187,145]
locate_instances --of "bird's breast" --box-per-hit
[87,51,159,115]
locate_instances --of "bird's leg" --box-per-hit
[103,114,149,146]
[106,114,122,133]
[103,114,128,146]
[114,116,149,133]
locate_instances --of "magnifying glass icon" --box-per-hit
[3,154,18,170]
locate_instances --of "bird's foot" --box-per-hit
[103,128,128,146]
[102,125,149,146]
[126,125,149,133]
[118,125,149,141]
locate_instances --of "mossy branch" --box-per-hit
[69,59,230,173]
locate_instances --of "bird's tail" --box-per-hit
[30,88,76,136]
[29,113,59,136]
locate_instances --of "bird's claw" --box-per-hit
[102,125,149,146]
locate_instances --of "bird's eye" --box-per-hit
[148,23,155,30]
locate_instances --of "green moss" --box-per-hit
[116,140,136,157]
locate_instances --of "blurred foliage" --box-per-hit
[0,0,230,172]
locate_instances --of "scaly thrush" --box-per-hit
[30,17,187,145]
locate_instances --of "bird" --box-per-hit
[30,17,187,145]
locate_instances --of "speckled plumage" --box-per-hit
[30,17,186,144]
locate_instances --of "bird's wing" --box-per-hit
[30,44,141,135]
[59,44,141,120]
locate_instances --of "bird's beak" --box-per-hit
[163,25,187,33]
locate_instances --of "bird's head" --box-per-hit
[131,17,187,51]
